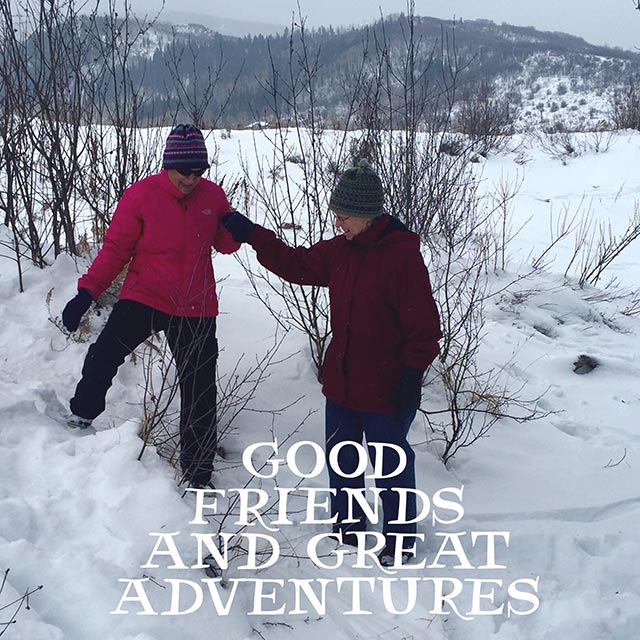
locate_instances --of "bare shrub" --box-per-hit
[455,79,517,156]
[0,0,98,258]
[621,288,640,316]
[236,14,361,376]
[76,1,168,240]
[575,205,640,287]
[488,171,524,272]
[194,414,317,580]
[136,329,298,485]
[423,338,547,464]
[0,0,169,290]
[164,31,241,130]
[528,199,640,290]
[609,76,640,130]
[534,122,585,162]
[583,122,615,153]
[529,200,591,272]
[336,9,543,463]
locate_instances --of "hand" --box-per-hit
[62,288,93,331]
[389,367,424,416]
[221,211,255,243]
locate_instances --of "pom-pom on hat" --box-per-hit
[328,158,385,218]
[162,124,210,171]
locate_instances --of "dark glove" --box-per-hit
[62,288,93,331]
[390,367,424,416]
[221,211,255,244]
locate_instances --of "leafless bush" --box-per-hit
[350,14,485,244]
[423,347,547,465]
[417,214,547,464]
[164,31,241,130]
[455,79,517,156]
[609,76,640,130]
[195,413,319,580]
[530,201,590,272]
[527,199,640,290]
[534,124,585,163]
[422,194,542,463]
[584,122,615,153]
[136,329,300,485]
[0,3,50,285]
[0,0,97,258]
[0,0,170,289]
[621,288,640,316]
[337,8,544,463]
[75,1,168,240]
[488,171,524,271]
[535,123,614,162]
[575,205,640,287]
[237,14,361,377]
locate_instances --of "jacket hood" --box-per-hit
[350,213,420,250]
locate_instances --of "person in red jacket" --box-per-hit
[61,124,240,488]
[221,159,442,565]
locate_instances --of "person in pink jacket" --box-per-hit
[61,124,239,488]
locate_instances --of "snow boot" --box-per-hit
[378,545,412,567]
[66,414,93,429]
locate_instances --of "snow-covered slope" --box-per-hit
[1,129,639,639]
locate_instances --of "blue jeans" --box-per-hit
[325,400,417,545]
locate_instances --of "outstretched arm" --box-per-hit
[222,212,331,287]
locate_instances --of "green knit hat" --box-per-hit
[329,159,385,218]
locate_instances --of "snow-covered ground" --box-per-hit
[1,129,639,640]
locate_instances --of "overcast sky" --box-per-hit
[134,0,640,51]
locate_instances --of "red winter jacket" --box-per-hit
[249,215,442,413]
[78,171,239,317]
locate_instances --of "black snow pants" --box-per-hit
[70,299,218,485]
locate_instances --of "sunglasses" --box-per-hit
[176,167,207,177]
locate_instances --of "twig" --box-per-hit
[604,448,627,468]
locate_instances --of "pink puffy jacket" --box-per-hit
[78,170,239,317]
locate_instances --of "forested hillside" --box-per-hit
[125,14,640,128]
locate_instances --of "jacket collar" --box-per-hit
[346,213,418,250]
[349,214,408,247]
[348,214,386,247]
[158,169,199,201]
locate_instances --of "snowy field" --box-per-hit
[1,129,640,640]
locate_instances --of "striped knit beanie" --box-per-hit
[162,124,210,170]
[328,159,385,218]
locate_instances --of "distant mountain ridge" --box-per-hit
[124,13,640,128]
[161,10,285,38]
